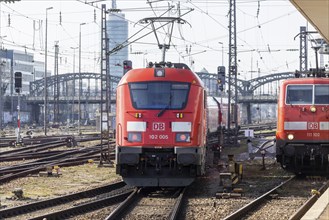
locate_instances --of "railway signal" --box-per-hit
[14,72,23,146]
[14,71,22,93]
[123,60,132,75]
[217,66,225,91]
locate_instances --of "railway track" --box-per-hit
[105,187,187,220]
[0,181,132,220]
[0,139,71,159]
[223,176,328,220]
[240,122,276,131]
[207,122,276,147]
[0,133,101,148]
[0,142,116,183]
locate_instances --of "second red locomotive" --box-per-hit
[276,77,329,174]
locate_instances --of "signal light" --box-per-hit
[123,60,132,75]
[14,72,22,93]
[217,66,225,91]
[176,113,183,118]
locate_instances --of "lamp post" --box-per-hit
[70,46,78,123]
[78,22,86,135]
[0,60,5,130]
[70,46,78,73]
[218,42,224,66]
[44,6,53,136]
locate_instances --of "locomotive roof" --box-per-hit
[118,67,204,87]
[282,77,329,85]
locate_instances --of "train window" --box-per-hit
[286,85,312,105]
[130,83,147,89]
[129,82,190,110]
[315,85,329,104]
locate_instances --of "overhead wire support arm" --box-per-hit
[106,6,174,56]
[107,6,193,57]
[137,16,192,62]
[139,17,189,49]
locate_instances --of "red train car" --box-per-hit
[276,77,329,174]
[115,62,207,187]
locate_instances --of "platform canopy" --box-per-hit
[290,0,329,44]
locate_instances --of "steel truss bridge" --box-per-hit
[28,71,295,104]
[24,71,295,124]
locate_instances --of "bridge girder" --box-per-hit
[240,72,295,95]
[29,71,295,98]
[30,72,122,96]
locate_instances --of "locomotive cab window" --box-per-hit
[314,85,329,104]
[129,82,190,110]
[286,85,312,105]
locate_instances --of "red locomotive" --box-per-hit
[276,77,329,174]
[115,62,208,187]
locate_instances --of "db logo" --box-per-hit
[308,122,319,130]
[153,122,165,131]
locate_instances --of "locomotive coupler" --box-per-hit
[155,156,161,174]
[310,148,315,161]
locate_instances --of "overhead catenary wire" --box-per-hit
[0,0,312,75]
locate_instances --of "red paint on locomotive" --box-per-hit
[276,77,329,174]
[115,65,208,186]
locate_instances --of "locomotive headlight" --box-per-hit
[176,133,191,142]
[128,132,142,142]
[287,134,294,140]
[154,69,165,77]
[310,106,317,113]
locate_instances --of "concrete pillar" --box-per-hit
[241,102,251,124]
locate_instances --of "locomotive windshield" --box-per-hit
[286,84,329,105]
[315,85,329,104]
[129,82,190,110]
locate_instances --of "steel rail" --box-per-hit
[105,188,140,220]
[0,150,72,162]
[0,140,67,156]
[0,145,103,173]
[223,175,296,220]
[0,150,115,183]
[0,181,126,219]
[289,180,329,220]
[168,187,187,220]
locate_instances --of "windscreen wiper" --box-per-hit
[157,94,172,117]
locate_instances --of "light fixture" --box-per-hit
[287,134,294,140]
[154,69,165,77]
[310,106,317,113]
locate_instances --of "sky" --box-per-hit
[0,0,325,80]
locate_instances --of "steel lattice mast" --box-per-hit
[228,0,238,144]
[100,4,111,165]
